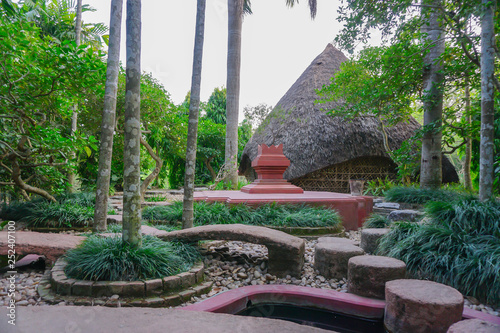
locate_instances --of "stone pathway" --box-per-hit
[2,230,498,317]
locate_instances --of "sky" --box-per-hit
[84,0,376,116]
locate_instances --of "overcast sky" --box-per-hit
[84,0,377,116]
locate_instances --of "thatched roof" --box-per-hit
[240,43,458,183]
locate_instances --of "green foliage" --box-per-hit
[204,87,226,124]
[363,214,391,228]
[64,235,200,281]
[0,14,106,198]
[384,186,463,204]
[363,177,398,196]
[106,223,122,233]
[144,194,167,202]
[377,198,500,305]
[143,201,342,228]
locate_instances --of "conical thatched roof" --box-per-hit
[240,43,458,183]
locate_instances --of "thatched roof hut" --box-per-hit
[239,44,458,193]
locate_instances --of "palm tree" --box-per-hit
[122,0,142,247]
[224,0,317,189]
[93,0,123,232]
[182,0,206,229]
[420,0,445,190]
[67,0,82,193]
[478,0,496,201]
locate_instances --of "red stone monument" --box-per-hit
[193,144,374,231]
[240,144,303,194]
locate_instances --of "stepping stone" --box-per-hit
[360,228,390,254]
[347,255,406,299]
[314,242,364,279]
[388,209,424,222]
[374,202,400,209]
[107,215,122,224]
[385,279,464,333]
[447,319,500,333]
[317,237,355,245]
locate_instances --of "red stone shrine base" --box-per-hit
[193,191,373,231]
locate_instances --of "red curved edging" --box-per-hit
[181,285,500,325]
[181,285,385,319]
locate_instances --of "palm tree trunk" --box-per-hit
[420,0,444,189]
[67,0,83,193]
[479,0,496,201]
[182,0,206,229]
[123,0,142,247]
[93,0,123,232]
[225,0,243,189]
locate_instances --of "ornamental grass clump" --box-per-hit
[142,201,341,228]
[384,186,463,204]
[377,198,500,306]
[0,192,98,228]
[64,235,200,281]
[363,214,391,228]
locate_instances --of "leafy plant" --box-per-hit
[64,235,200,281]
[363,177,398,196]
[144,194,168,202]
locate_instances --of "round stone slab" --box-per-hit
[447,319,500,333]
[317,237,355,245]
[348,255,406,299]
[360,228,390,254]
[385,279,464,333]
[314,242,364,279]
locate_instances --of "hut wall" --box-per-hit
[291,156,398,193]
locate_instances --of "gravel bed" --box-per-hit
[1,230,498,317]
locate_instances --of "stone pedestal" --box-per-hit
[360,228,390,254]
[447,319,500,333]
[240,144,303,194]
[385,279,464,333]
[347,255,406,299]
[314,242,364,279]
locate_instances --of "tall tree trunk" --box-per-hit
[93,0,123,232]
[463,74,473,191]
[420,0,444,189]
[479,0,496,201]
[182,0,206,229]
[225,0,243,189]
[67,0,83,193]
[123,0,142,247]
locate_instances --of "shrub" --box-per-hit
[142,201,341,228]
[377,198,500,305]
[64,235,200,281]
[363,177,398,196]
[363,214,391,228]
[384,186,462,204]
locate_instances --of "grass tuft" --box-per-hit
[363,214,391,228]
[64,235,200,281]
